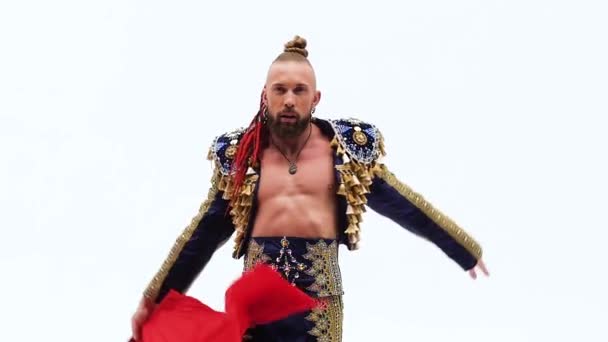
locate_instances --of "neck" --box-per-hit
[270,122,313,156]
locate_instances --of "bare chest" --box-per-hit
[257,141,336,201]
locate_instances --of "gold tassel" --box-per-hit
[334,147,378,251]
[227,173,259,258]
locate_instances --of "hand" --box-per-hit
[468,259,489,279]
[131,296,155,341]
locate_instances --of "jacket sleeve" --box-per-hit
[366,163,483,271]
[143,167,235,303]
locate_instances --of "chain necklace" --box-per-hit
[271,123,312,175]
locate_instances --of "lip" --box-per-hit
[279,116,297,123]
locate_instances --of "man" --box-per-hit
[131,35,489,341]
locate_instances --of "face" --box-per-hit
[264,61,321,139]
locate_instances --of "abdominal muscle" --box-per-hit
[250,137,338,239]
[251,193,337,239]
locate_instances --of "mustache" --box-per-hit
[278,110,300,116]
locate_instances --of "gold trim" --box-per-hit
[331,136,379,250]
[373,164,483,260]
[243,239,271,271]
[243,238,343,297]
[353,130,367,145]
[303,240,343,297]
[206,133,259,259]
[241,238,344,341]
[214,171,259,258]
[306,295,344,342]
[225,145,237,159]
[143,169,222,301]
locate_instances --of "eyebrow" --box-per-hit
[272,82,309,87]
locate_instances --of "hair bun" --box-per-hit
[283,35,308,58]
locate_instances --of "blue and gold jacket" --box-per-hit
[143,117,483,303]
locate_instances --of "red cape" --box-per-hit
[135,264,317,342]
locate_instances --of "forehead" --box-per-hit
[266,61,316,87]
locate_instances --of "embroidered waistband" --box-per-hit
[244,236,344,297]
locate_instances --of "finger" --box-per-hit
[131,319,139,341]
[478,260,490,276]
[468,269,477,279]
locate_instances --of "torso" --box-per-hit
[251,124,338,239]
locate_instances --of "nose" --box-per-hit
[284,92,296,108]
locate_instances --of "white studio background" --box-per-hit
[1,1,606,341]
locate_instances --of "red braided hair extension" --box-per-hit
[229,91,266,203]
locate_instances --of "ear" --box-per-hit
[313,90,322,107]
[262,86,268,106]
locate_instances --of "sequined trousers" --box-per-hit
[242,236,344,342]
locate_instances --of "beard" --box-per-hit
[265,109,311,139]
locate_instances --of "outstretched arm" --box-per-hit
[367,163,487,275]
[143,168,236,304]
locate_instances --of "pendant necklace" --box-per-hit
[271,123,312,175]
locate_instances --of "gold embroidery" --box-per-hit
[243,238,344,341]
[373,164,483,260]
[143,169,222,301]
[303,240,343,297]
[306,296,343,342]
[213,119,390,258]
[225,145,237,159]
[243,239,271,271]
[206,133,258,259]
[331,135,385,251]
[213,170,259,259]
[271,237,309,284]
[243,238,343,297]
[353,130,368,145]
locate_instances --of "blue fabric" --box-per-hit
[247,236,339,296]
[367,176,478,270]
[243,236,342,342]
[244,310,317,342]
[155,190,234,303]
